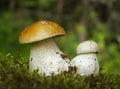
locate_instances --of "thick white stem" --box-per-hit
[70,53,99,76]
[29,38,70,76]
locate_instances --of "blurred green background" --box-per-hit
[0,0,120,73]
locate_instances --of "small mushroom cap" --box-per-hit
[76,40,99,54]
[19,20,65,44]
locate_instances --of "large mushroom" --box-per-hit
[70,40,100,76]
[19,20,70,76]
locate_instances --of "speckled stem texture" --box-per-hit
[29,38,70,76]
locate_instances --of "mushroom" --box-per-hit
[19,20,70,76]
[70,40,99,76]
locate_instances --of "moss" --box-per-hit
[0,54,120,89]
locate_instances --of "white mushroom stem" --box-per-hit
[70,53,99,76]
[29,38,70,76]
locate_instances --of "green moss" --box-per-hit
[0,54,120,89]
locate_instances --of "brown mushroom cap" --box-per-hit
[19,20,65,44]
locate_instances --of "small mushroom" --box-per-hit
[70,40,100,76]
[19,20,70,76]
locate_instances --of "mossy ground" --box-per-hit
[0,54,120,89]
